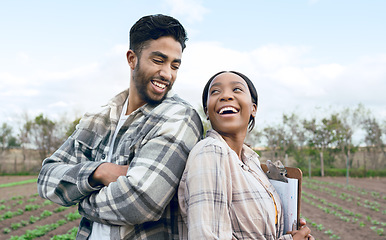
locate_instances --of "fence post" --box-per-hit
[346,153,349,186]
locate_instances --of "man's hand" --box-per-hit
[89,163,129,187]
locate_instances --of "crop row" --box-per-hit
[7,210,81,240]
[2,206,68,234]
[0,179,38,189]
[51,226,78,240]
[302,179,385,214]
[0,199,54,222]
[304,178,386,201]
[302,191,385,237]
[0,194,41,210]
[301,214,341,240]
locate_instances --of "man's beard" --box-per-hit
[133,62,171,106]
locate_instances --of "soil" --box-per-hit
[0,176,80,239]
[1,176,385,240]
[302,177,386,240]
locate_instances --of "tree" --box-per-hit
[282,113,307,166]
[18,112,33,163]
[334,105,367,182]
[262,113,309,166]
[362,117,385,169]
[245,128,262,148]
[283,113,306,148]
[303,115,339,177]
[30,114,57,159]
[0,123,13,152]
[65,117,81,137]
[262,124,288,160]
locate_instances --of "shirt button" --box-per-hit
[101,154,106,160]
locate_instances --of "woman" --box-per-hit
[178,71,313,239]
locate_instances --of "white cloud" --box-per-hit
[1,41,385,132]
[175,41,385,125]
[48,101,69,109]
[0,72,29,87]
[35,63,99,81]
[0,89,39,97]
[16,52,30,63]
[165,0,209,23]
[249,44,311,70]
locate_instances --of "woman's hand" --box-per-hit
[287,218,315,240]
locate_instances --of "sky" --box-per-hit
[1,0,385,137]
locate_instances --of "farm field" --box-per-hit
[301,176,386,240]
[0,176,385,240]
[0,176,80,240]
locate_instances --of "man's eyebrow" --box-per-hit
[151,51,181,64]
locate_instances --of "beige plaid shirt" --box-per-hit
[178,130,293,240]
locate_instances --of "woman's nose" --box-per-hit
[220,91,234,101]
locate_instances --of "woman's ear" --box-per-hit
[204,108,209,120]
[126,50,137,70]
[251,103,257,118]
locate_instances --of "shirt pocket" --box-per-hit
[74,128,103,162]
[113,138,137,165]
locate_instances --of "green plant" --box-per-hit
[25,204,40,211]
[29,215,39,224]
[54,206,68,213]
[40,210,53,218]
[27,198,37,203]
[376,228,384,236]
[66,211,81,221]
[330,234,341,239]
[324,229,333,235]
[51,227,78,240]
[317,224,325,231]
[11,222,22,230]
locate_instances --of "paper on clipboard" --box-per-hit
[270,178,298,233]
[261,162,302,233]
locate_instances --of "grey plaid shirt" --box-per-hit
[37,89,203,239]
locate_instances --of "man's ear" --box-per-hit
[126,50,137,70]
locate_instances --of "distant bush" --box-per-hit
[300,167,386,178]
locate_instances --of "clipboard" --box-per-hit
[261,163,302,231]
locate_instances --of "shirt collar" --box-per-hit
[206,129,260,166]
[105,89,178,118]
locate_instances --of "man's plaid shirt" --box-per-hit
[37,89,203,239]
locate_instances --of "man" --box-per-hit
[37,14,203,239]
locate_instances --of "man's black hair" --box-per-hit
[130,14,188,55]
